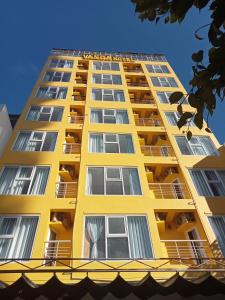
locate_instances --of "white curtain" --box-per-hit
[116,111,128,124]
[26,106,40,121]
[0,217,17,259]
[30,167,49,195]
[114,91,124,102]
[87,169,93,194]
[209,216,225,256]
[175,137,191,155]
[122,168,141,195]
[90,110,102,123]
[89,134,103,152]
[86,217,104,259]
[127,216,153,259]
[165,112,177,125]
[13,132,30,151]
[190,170,211,196]
[200,137,217,156]
[0,168,18,195]
[119,135,134,153]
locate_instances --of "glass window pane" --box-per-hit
[105,134,117,142]
[108,218,125,234]
[104,116,116,123]
[106,168,120,179]
[107,237,129,258]
[88,168,104,194]
[105,143,119,153]
[39,114,50,121]
[106,181,123,195]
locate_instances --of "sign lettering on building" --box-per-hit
[83,54,134,62]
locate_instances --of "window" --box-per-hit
[165,112,195,127]
[36,86,67,99]
[176,136,217,156]
[146,64,169,73]
[92,89,125,101]
[157,91,188,104]
[49,59,73,68]
[0,215,38,260]
[13,131,57,152]
[84,215,153,259]
[87,167,141,195]
[89,133,134,153]
[150,77,178,87]
[208,216,225,256]
[26,106,63,122]
[93,61,119,71]
[90,109,129,124]
[43,72,71,82]
[190,169,225,196]
[0,166,50,195]
[92,74,122,85]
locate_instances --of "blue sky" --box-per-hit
[0,0,224,142]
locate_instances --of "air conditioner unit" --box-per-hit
[176,213,195,226]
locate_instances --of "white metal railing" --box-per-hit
[63,143,81,154]
[68,116,84,124]
[135,118,161,126]
[141,145,174,157]
[127,82,148,87]
[149,183,191,199]
[44,240,72,261]
[56,182,78,198]
[161,240,210,264]
[131,98,155,104]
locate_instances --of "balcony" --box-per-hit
[149,182,191,199]
[77,60,89,70]
[63,143,81,154]
[68,116,84,124]
[123,63,143,73]
[129,91,155,105]
[75,73,87,85]
[126,75,148,87]
[44,240,72,264]
[161,239,211,264]
[141,145,175,157]
[72,88,86,101]
[56,182,78,198]
[135,118,161,127]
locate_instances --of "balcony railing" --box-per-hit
[141,145,175,157]
[161,240,210,264]
[130,98,155,104]
[63,143,81,154]
[127,82,148,87]
[44,240,72,261]
[149,183,191,199]
[72,95,86,101]
[56,182,78,198]
[124,68,143,73]
[135,118,161,126]
[68,116,84,124]
[75,79,87,84]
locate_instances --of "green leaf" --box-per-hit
[188,94,199,108]
[205,127,212,133]
[187,130,192,140]
[192,50,204,62]
[169,91,184,104]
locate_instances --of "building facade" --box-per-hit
[0,104,12,158]
[1,49,225,286]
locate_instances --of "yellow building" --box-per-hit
[1,49,225,291]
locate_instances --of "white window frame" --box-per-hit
[89,133,134,153]
[0,165,50,196]
[151,76,177,87]
[147,64,169,73]
[190,169,225,197]
[83,215,152,260]
[157,91,188,104]
[35,86,67,99]
[12,131,57,152]
[92,89,124,101]
[86,166,142,196]
[176,135,217,156]
[92,61,119,71]
[0,215,39,260]
[26,106,63,122]
[92,74,122,85]
[49,59,74,68]
[165,112,195,127]
[43,71,71,82]
[90,109,129,124]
